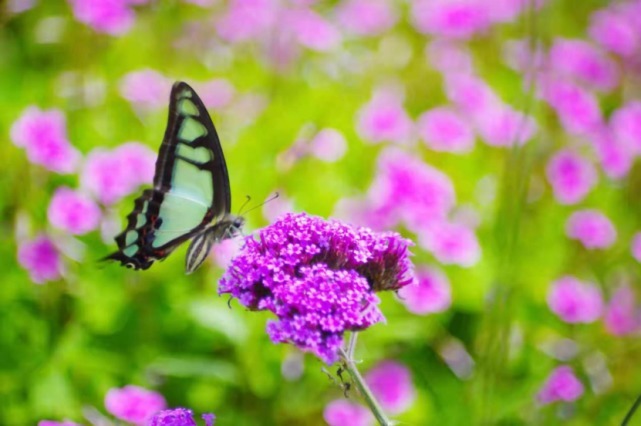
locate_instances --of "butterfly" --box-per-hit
[104,81,244,274]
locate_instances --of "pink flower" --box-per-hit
[194,79,236,109]
[548,38,620,92]
[537,366,584,404]
[67,0,135,35]
[336,0,397,37]
[547,276,603,323]
[604,285,639,336]
[545,150,597,205]
[502,38,545,72]
[368,148,456,231]
[323,400,373,426]
[445,74,500,117]
[10,107,81,174]
[632,232,641,263]
[411,0,491,39]
[119,69,171,109]
[365,361,416,415]
[48,187,101,235]
[566,209,616,249]
[308,128,347,162]
[104,385,166,425]
[398,267,451,314]
[284,8,341,51]
[611,101,641,155]
[417,107,475,153]
[216,0,279,43]
[210,238,243,269]
[356,87,413,144]
[17,235,63,284]
[418,221,481,267]
[426,39,474,75]
[589,9,639,57]
[487,0,538,23]
[81,142,156,205]
[540,77,602,135]
[475,104,537,147]
[589,126,633,180]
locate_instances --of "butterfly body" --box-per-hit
[105,81,242,273]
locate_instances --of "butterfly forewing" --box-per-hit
[105,82,234,271]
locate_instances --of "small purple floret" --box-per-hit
[148,408,197,426]
[220,213,416,364]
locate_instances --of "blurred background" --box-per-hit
[2,0,641,424]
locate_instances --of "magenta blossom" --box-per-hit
[545,150,598,205]
[105,385,166,425]
[216,0,278,43]
[604,285,639,336]
[427,39,474,75]
[67,0,135,35]
[632,232,641,263]
[365,360,416,415]
[336,0,397,37]
[323,400,373,426]
[47,187,101,235]
[418,221,481,267]
[611,101,641,155]
[10,106,81,174]
[308,128,347,162]
[589,8,639,57]
[220,213,416,364]
[537,366,584,405]
[356,87,413,145]
[547,276,603,323]
[475,103,537,147]
[540,77,602,136]
[194,79,236,110]
[445,74,501,117]
[566,209,617,249]
[548,38,620,92]
[398,267,451,314]
[417,107,475,153]
[17,235,63,284]
[411,0,492,39]
[589,126,633,180]
[147,408,202,426]
[284,8,341,52]
[119,69,171,110]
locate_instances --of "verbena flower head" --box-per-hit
[323,399,373,426]
[219,212,416,364]
[119,69,171,110]
[545,149,598,205]
[356,87,413,145]
[104,385,166,425]
[611,101,641,155]
[48,186,102,235]
[68,0,136,36]
[10,106,81,174]
[148,408,196,426]
[589,8,638,58]
[365,360,416,415]
[604,285,639,336]
[565,209,617,250]
[411,0,492,39]
[417,107,475,154]
[336,0,397,37]
[537,365,584,405]
[547,276,603,323]
[17,235,63,284]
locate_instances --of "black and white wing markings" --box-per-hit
[105,81,243,272]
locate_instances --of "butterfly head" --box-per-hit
[227,214,245,239]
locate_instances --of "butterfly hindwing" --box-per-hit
[105,82,234,270]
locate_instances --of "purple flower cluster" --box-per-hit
[537,366,584,405]
[219,212,415,363]
[148,408,215,426]
[104,385,166,425]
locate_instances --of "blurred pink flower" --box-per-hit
[216,0,278,43]
[589,9,639,57]
[547,276,603,323]
[195,79,236,110]
[417,107,475,153]
[284,8,341,51]
[426,39,474,74]
[398,267,451,314]
[418,221,481,267]
[445,74,500,117]
[17,235,63,284]
[356,87,413,144]
[632,232,641,263]
[566,209,616,250]
[589,126,633,180]
[548,38,619,92]
[611,101,641,155]
[502,38,545,72]
[475,104,537,147]
[308,128,347,162]
[48,187,102,235]
[323,400,373,426]
[366,360,416,415]
[335,0,397,37]
[182,0,215,6]
[38,421,82,426]
[368,148,456,231]
[545,150,597,205]
[67,0,135,35]
[10,107,81,174]
[210,238,242,269]
[411,0,491,39]
[263,191,294,223]
[81,142,156,205]
[488,0,539,23]
[119,69,171,109]
[105,385,166,425]
[537,366,584,404]
[604,285,639,336]
[540,77,602,136]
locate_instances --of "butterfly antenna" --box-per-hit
[238,192,280,216]
[237,195,252,216]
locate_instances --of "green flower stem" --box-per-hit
[339,333,392,426]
